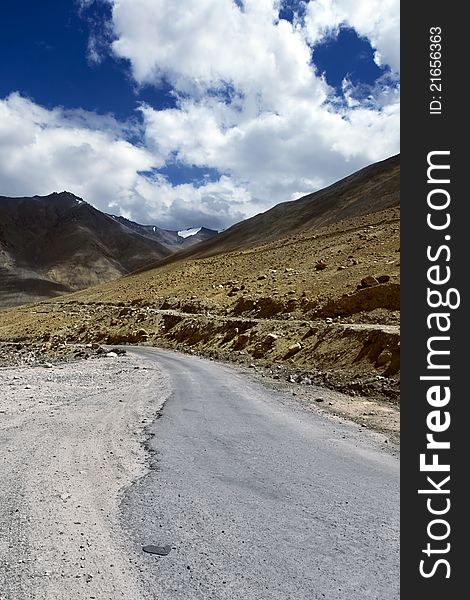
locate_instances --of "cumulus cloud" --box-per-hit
[305,0,400,73]
[0,94,253,229]
[1,0,399,229]
[107,0,399,213]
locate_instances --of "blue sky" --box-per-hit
[0,0,399,229]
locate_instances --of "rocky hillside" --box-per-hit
[0,193,216,307]
[146,154,399,269]
[0,156,400,405]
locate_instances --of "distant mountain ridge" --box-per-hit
[108,215,217,249]
[138,154,400,271]
[0,192,217,307]
[0,155,399,308]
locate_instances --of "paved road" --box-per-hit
[123,348,399,600]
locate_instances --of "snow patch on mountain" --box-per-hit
[178,227,202,239]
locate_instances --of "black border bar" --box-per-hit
[401,3,465,598]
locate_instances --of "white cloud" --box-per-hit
[0,93,252,230]
[0,94,153,203]
[0,1,399,230]
[305,0,400,73]
[106,0,399,210]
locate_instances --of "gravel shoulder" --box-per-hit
[0,353,170,600]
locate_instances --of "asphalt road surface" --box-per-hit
[123,348,399,600]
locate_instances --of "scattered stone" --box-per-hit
[265,333,278,344]
[110,347,126,356]
[315,260,328,271]
[376,349,393,366]
[84,574,93,583]
[360,276,379,288]
[286,342,302,357]
[135,329,149,341]
[142,544,172,556]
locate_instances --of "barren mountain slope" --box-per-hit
[0,192,174,306]
[141,154,399,271]
[0,156,400,404]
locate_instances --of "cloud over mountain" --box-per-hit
[0,0,399,229]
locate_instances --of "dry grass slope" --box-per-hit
[0,156,400,407]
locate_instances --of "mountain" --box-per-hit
[143,155,399,270]
[0,192,215,307]
[0,156,400,402]
[65,153,399,319]
[108,215,217,249]
[0,155,398,309]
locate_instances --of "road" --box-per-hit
[123,348,399,600]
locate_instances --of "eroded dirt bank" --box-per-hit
[0,296,399,405]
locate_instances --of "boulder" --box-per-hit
[360,276,379,288]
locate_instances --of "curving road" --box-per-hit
[123,348,399,600]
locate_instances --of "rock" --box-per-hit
[315,398,324,403]
[257,274,267,280]
[360,276,379,288]
[285,342,302,358]
[44,362,53,368]
[377,349,393,366]
[315,260,327,271]
[325,317,333,324]
[107,347,126,356]
[265,333,278,343]
[377,274,391,283]
[135,328,149,341]
[142,544,172,556]
[106,352,118,358]
[289,342,302,352]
